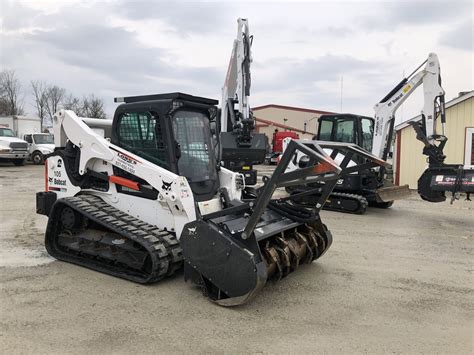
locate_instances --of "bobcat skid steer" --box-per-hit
[36,93,387,306]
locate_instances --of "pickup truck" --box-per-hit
[0,127,28,166]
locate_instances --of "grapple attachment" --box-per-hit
[181,140,388,306]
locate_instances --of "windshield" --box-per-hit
[335,118,355,143]
[0,128,15,137]
[33,134,54,144]
[172,110,217,183]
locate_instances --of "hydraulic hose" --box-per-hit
[268,200,318,224]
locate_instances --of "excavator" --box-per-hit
[35,19,388,306]
[286,53,473,214]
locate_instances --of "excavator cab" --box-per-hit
[112,92,220,201]
[317,114,375,156]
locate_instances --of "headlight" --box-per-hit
[0,147,11,152]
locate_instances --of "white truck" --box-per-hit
[0,115,54,165]
[0,125,29,166]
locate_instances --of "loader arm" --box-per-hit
[51,109,197,234]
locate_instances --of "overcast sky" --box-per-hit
[1,0,472,124]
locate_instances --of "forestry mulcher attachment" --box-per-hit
[36,93,386,306]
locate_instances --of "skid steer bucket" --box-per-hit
[181,140,388,306]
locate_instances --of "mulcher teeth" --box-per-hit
[260,222,331,282]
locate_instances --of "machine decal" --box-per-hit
[375,117,382,136]
[111,147,140,174]
[162,180,172,191]
[391,92,403,105]
[180,188,190,198]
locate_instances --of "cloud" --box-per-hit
[358,1,471,31]
[0,0,40,31]
[254,54,383,92]
[0,0,472,119]
[439,19,474,51]
[112,0,234,35]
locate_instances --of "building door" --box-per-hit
[465,128,474,167]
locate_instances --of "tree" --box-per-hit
[0,70,24,116]
[31,80,48,131]
[44,85,66,123]
[63,94,83,115]
[82,94,106,119]
[63,93,106,119]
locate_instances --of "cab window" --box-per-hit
[117,112,169,168]
[335,118,355,143]
[318,120,333,141]
[24,134,33,143]
[360,118,374,151]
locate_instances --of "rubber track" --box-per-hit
[45,194,183,283]
[323,192,368,215]
[288,187,368,215]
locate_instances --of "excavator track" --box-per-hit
[287,187,368,215]
[45,194,183,283]
[323,192,368,214]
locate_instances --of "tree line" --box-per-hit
[0,70,107,131]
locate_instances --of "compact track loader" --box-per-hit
[36,93,386,305]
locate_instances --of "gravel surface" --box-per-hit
[1,163,473,354]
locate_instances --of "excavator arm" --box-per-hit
[372,53,445,160]
[373,53,472,202]
[219,18,267,185]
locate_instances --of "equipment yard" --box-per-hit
[1,163,472,354]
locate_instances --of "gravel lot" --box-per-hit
[1,163,473,353]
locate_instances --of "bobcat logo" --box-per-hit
[48,177,53,183]
[187,227,197,236]
[162,180,172,191]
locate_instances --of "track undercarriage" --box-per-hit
[44,194,183,283]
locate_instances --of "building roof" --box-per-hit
[395,90,474,131]
[252,103,334,115]
[255,116,316,135]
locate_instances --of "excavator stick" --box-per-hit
[181,140,388,306]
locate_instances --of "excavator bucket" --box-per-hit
[376,184,411,202]
[181,140,388,306]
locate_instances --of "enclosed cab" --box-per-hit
[317,114,375,156]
